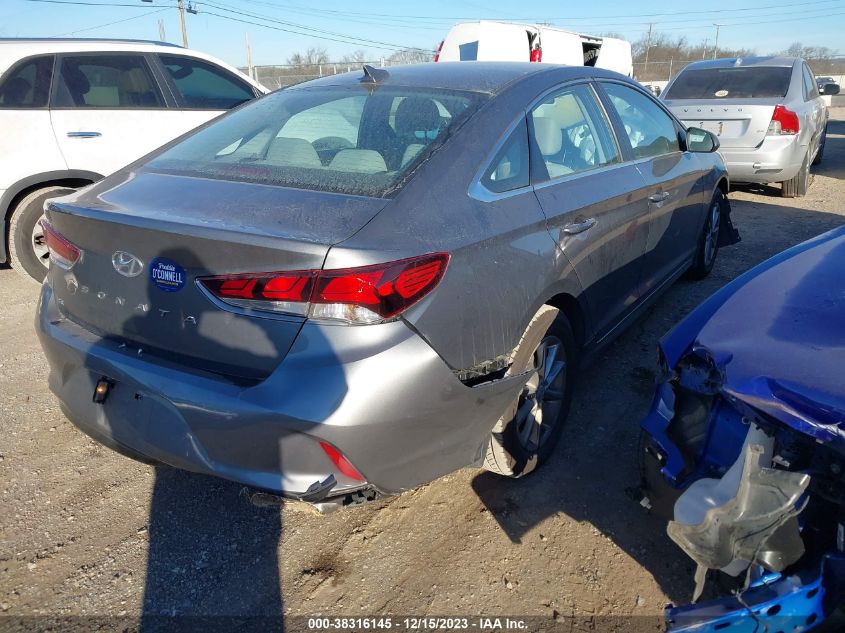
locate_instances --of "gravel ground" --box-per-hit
[2,108,844,630]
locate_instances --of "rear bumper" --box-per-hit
[718,135,805,184]
[37,283,527,502]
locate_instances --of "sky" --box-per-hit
[2,0,844,68]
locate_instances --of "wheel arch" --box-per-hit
[1,170,103,264]
[545,291,589,351]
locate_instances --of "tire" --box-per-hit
[483,306,576,478]
[686,188,727,280]
[812,125,826,166]
[781,149,811,198]
[8,186,75,282]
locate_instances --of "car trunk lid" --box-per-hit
[665,99,781,149]
[44,171,389,381]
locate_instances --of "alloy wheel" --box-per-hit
[515,336,567,452]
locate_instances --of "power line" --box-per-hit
[200,0,430,51]
[224,0,844,23]
[49,6,171,37]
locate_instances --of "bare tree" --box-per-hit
[388,47,435,65]
[341,49,369,64]
[287,47,329,68]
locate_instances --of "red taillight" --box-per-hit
[319,441,364,481]
[434,40,444,62]
[530,46,542,63]
[198,253,449,324]
[40,220,81,269]
[767,104,799,135]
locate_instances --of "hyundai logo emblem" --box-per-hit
[112,251,144,278]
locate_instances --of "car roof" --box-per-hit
[287,62,628,95]
[680,56,799,71]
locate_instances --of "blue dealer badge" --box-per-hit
[149,258,186,292]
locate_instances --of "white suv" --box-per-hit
[0,38,267,280]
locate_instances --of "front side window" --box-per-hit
[481,119,529,193]
[0,55,53,108]
[146,86,484,197]
[529,83,619,180]
[601,83,680,159]
[160,55,254,109]
[55,55,164,108]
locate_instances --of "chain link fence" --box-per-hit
[241,60,412,90]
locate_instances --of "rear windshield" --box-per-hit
[663,66,792,100]
[146,85,485,197]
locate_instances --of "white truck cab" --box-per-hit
[435,21,633,77]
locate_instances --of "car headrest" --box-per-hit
[266,137,322,167]
[394,97,442,139]
[62,64,91,96]
[533,117,563,156]
[0,77,31,105]
[329,149,387,173]
[120,68,151,93]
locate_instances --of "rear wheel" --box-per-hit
[483,306,576,478]
[8,186,75,282]
[781,150,811,198]
[687,188,727,280]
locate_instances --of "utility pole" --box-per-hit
[177,0,189,47]
[702,38,708,59]
[245,32,254,81]
[712,24,721,60]
[158,19,166,42]
[643,22,653,79]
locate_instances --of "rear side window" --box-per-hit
[663,66,792,100]
[802,65,818,100]
[55,55,164,108]
[602,83,680,159]
[481,119,530,193]
[160,55,254,109]
[0,55,53,108]
[529,83,619,180]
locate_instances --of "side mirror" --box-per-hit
[686,127,720,153]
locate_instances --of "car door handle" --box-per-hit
[66,131,101,138]
[648,191,671,203]
[562,218,597,235]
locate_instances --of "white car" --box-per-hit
[0,38,267,280]
[435,21,633,77]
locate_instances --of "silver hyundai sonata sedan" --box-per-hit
[37,63,736,509]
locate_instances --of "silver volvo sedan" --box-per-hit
[37,63,736,509]
[661,56,828,198]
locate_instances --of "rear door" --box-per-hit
[599,81,702,295]
[528,81,650,339]
[0,54,67,187]
[50,52,185,177]
[155,54,258,132]
[800,62,826,155]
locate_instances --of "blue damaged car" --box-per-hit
[640,226,845,632]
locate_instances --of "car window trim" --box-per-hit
[0,53,56,110]
[50,51,169,110]
[155,53,258,111]
[594,78,685,161]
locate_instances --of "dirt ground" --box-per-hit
[2,108,844,630]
